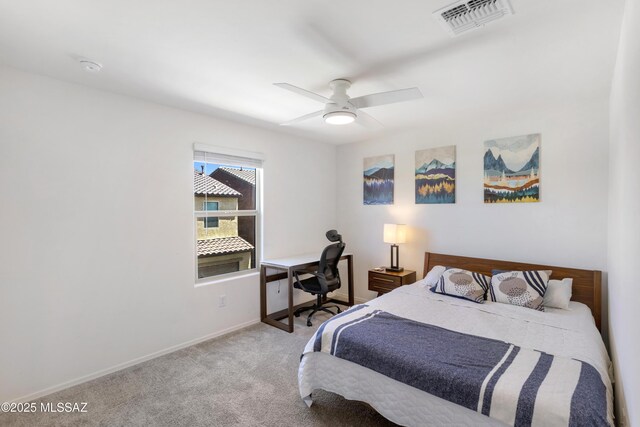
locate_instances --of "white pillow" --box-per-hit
[423,265,446,288]
[544,278,573,309]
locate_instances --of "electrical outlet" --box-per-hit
[219,295,226,308]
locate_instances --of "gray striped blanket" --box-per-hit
[306,305,609,427]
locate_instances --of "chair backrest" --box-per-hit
[317,241,346,291]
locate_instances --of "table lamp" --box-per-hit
[383,224,406,272]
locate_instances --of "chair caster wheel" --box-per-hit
[307,320,313,327]
[294,312,300,317]
[337,307,342,313]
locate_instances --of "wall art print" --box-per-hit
[484,134,540,203]
[363,154,394,205]
[415,145,456,204]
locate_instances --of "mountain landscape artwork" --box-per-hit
[415,145,456,204]
[484,134,541,203]
[363,154,394,205]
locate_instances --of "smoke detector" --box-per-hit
[433,0,514,37]
[78,59,102,72]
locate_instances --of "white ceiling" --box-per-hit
[0,0,625,144]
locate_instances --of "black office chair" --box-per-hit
[293,230,346,327]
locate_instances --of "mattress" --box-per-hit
[298,280,613,426]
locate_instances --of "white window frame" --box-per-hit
[193,144,263,286]
[203,201,219,228]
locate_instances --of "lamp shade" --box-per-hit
[383,224,406,244]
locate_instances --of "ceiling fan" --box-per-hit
[274,79,423,127]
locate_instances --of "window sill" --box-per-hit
[194,270,259,288]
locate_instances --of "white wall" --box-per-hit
[608,0,640,424]
[337,99,609,305]
[0,65,337,402]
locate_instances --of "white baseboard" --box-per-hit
[10,318,260,404]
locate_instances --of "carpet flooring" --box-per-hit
[1,313,397,426]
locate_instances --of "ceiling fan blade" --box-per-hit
[274,83,330,104]
[356,110,384,129]
[350,87,423,109]
[280,110,324,126]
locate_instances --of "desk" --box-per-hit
[260,253,354,333]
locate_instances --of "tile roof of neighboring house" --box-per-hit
[216,167,256,186]
[194,170,241,196]
[197,236,254,257]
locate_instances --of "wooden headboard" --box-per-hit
[423,252,602,331]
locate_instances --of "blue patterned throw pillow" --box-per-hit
[431,268,490,303]
[488,270,551,311]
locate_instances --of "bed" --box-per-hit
[298,252,612,427]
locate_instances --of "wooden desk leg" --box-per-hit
[287,268,294,333]
[347,254,354,306]
[260,266,267,322]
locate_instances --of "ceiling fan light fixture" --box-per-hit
[275,80,422,127]
[324,111,356,125]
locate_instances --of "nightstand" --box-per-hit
[368,269,417,295]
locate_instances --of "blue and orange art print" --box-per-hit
[363,154,394,205]
[415,145,456,204]
[484,134,540,203]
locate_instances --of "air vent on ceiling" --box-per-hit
[433,0,514,36]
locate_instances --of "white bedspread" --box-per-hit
[299,280,613,426]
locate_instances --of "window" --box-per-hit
[193,145,262,283]
[198,261,240,277]
[203,201,219,228]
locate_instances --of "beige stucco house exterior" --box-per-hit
[194,170,253,277]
